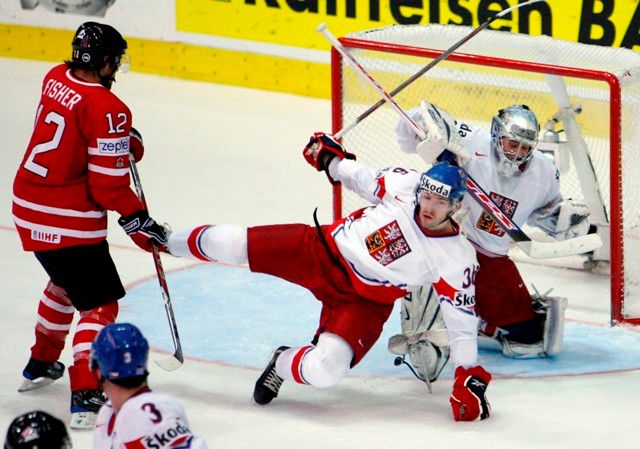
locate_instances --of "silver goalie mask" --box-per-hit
[490,104,540,177]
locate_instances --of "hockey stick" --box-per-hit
[128,154,184,371]
[318,24,602,259]
[333,0,544,139]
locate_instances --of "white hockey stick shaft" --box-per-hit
[319,25,602,259]
[317,23,427,141]
[128,154,184,371]
[333,0,545,139]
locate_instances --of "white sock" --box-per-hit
[275,333,353,388]
[167,224,248,265]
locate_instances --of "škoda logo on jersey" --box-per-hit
[453,291,476,310]
[439,291,476,315]
[141,421,194,449]
[97,136,129,155]
[419,176,451,198]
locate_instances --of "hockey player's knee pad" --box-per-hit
[45,281,73,305]
[304,333,353,388]
[203,224,247,265]
[78,300,119,325]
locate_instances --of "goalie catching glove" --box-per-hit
[529,198,591,241]
[303,132,355,184]
[395,101,469,165]
[118,209,168,252]
[449,365,492,421]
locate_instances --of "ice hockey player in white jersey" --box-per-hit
[396,102,591,359]
[166,132,491,421]
[91,323,208,449]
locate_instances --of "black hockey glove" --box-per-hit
[118,210,167,252]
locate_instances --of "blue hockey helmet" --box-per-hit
[417,162,467,203]
[90,322,149,380]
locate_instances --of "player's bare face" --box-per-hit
[500,137,532,163]
[99,58,125,89]
[417,191,455,231]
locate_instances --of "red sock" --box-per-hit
[68,301,118,391]
[30,282,75,362]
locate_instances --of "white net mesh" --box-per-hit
[333,24,640,324]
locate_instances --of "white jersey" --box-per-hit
[328,159,480,367]
[93,388,208,449]
[458,125,562,256]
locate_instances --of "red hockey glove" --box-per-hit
[303,132,355,175]
[449,365,492,421]
[129,127,144,163]
[118,210,168,252]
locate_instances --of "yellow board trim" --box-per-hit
[0,24,331,99]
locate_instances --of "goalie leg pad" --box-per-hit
[542,296,568,356]
[501,296,567,358]
[387,334,409,355]
[501,338,545,358]
[409,340,450,383]
[389,286,451,388]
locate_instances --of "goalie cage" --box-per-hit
[330,24,640,326]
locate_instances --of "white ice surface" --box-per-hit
[1,57,639,449]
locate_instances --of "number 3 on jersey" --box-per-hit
[462,264,479,289]
[142,403,163,424]
[24,109,65,177]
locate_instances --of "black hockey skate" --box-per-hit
[253,346,289,405]
[18,358,65,392]
[70,389,108,429]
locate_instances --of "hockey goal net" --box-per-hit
[330,24,640,326]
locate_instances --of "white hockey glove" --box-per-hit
[530,198,591,241]
[395,106,424,154]
[416,101,469,165]
[556,199,591,240]
[395,101,469,165]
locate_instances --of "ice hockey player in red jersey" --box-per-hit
[167,133,492,421]
[12,22,167,429]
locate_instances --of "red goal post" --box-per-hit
[330,24,640,326]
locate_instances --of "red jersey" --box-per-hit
[12,64,142,251]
